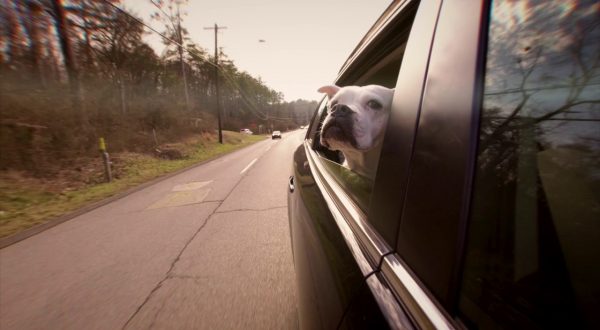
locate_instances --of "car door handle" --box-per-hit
[289,176,295,193]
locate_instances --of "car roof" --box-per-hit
[336,0,410,82]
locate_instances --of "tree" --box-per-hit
[151,0,191,110]
[51,0,86,123]
[65,0,121,73]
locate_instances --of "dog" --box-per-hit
[318,84,394,180]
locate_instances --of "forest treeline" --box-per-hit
[0,0,317,174]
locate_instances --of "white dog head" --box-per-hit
[318,84,393,153]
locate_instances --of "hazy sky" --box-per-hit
[122,0,392,102]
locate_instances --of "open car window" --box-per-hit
[310,10,416,216]
[310,98,345,164]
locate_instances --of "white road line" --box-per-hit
[265,145,272,152]
[240,158,257,174]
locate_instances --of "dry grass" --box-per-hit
[0,131,265,238]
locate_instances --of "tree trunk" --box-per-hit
[6,0,22,66]
[119,72,126,115]
[80,0,94,73]
[50,0,86,124]
[176,5,190,111]
[43,27,60,82]
[26,1,46,87]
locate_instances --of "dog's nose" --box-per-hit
[331,104,353,117]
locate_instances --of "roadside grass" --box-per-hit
[0,131,265,239]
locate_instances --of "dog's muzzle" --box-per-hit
[331,104,354,117]
[321,104,357,148]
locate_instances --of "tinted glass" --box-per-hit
[459,1,600,328]
[312,20,415,216]
[307,98,327,142]
[319,157,373,211]
[314,93,390,212]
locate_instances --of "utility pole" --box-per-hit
[204,23,227,144]
[177,3,191,111]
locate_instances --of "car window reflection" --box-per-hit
[460,1,600,328]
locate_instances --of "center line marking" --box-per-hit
[240,158,257,174]
[265,145,272,152]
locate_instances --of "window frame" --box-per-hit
[384,0,489,314]
[306,0,424,247]
[304,143,391,273]
[302,0,461,328]
[305,97,326,143]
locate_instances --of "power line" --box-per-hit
[99,0,296,122]
[219,72,267,118]
[148,0,177,33]
[221,74,296,121]
[216,69,297,120]
[101,0,185,51]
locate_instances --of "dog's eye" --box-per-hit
[367,100,382,110]
[328,101,338,112]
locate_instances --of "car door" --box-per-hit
[371,0,487,327]
[455,1,600,328]
[287,0,443,328]
[289,98,367,329]
[374,0,600,329]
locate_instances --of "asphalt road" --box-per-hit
[0,130,305,330]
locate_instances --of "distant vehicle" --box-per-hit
[300,125,305,129]
[239,128,253,135]
[271,130,281,139]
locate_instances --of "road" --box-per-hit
[0,130,304,330]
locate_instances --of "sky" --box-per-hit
[122,0,393,102]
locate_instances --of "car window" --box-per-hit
[306,98,325,142]
[459,1,600,329]
[319,157,373,211]
[309,98,344,163]
[311,7,417,217]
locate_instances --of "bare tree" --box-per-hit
[151,0,191,110]
[50,0,86,123]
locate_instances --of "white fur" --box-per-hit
[318,84,394,179]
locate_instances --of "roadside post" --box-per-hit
[99,137,112,182]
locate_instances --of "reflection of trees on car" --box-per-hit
[462,1,600,328]
[477,0,600,197]
[480,1,599,159]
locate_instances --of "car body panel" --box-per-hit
[368,0,442,248]
[338,277,393,329]
[288,144,376,328]
[289,0,599,328]
[393,0,486,308]
[288,0,451,328]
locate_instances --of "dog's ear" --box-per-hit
[318,85,340,99]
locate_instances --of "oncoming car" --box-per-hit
[272,130,282,139]
[287,0,600,329]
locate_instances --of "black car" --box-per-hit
[287,0,600,329]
